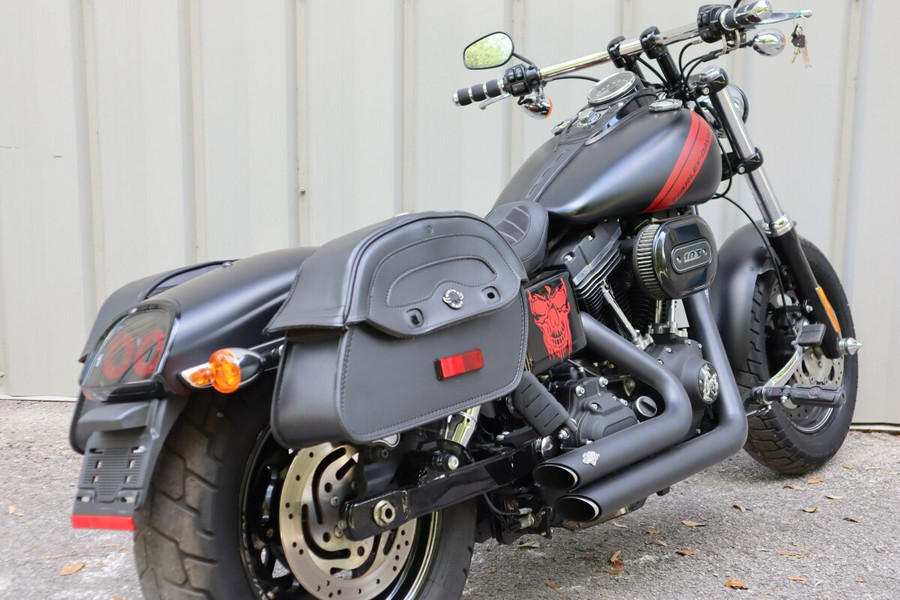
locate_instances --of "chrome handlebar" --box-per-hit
[452,1,812,106]
[538,1,811,84]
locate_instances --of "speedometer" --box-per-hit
[587,72,639,106]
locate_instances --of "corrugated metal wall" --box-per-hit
[1,0,897,423]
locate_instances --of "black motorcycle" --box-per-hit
[69,2,861,598]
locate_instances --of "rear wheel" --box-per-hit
[135,379,476,599]
[735,238,858,474]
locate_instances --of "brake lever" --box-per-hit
[757,9,813,25]
[479,93,511,110]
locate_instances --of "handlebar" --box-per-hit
[452,0,812,107]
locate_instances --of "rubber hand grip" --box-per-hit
[454,79,504,106]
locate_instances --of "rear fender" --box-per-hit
[708,223,775,372]
[70,395,187,528]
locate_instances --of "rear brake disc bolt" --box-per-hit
[333,526,344,538]
[330,496,340,507]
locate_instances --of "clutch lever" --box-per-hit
[479,93,511,110]
[757,9,813,25]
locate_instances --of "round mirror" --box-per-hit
[463,32,514,70]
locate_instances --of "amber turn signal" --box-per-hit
[209,349,243,394]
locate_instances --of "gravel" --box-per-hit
[2,399,898,599]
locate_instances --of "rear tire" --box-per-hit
[134,378,476,599]
[735,238,858,474]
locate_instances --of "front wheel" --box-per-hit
[134,378,476,599]
[736,237,858,474]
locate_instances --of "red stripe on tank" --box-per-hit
[644,113,713,213]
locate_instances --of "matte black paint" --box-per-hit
[707,223,773,372]
[495,106,721,223]
[554,293,748,521]
[531,314,693,491]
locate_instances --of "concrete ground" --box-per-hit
[2,399,898,600]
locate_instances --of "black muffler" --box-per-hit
[554,293,748,522]
[532,314,694,491]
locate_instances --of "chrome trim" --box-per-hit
[539,23,697,82]
[752,30,786,56]
[765,345,804,388]
[442,406,481,447]
[706,67,790,235]
[838,337,863,356]
[720,0,772,31]
[763,214,794,237]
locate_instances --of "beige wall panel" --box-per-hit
[303,0,401,244]
[1,0,897,424]
[843,0,899,423]
[90,0,192,292]
[407,1,510,217]
[197,0,292,259]
[514,1,622,168]
[0,1,88,395]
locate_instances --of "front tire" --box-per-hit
[134,378,476,599]
[735,237,858,474]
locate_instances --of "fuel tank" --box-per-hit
[495,101,721,223]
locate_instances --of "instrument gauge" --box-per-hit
[587,72,639,106]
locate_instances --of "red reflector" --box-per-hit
[436,349,484,380]
[71,514,135,531]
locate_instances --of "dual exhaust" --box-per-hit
[539,294,748,522]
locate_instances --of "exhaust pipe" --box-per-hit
[532,314,694,491]
[555,293,748,522]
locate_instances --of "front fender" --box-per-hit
[708,223,774,372]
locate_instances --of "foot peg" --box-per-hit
[752,384,845,408]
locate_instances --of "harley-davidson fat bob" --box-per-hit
[70,2,861,598]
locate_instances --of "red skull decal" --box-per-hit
[527,282,572,361]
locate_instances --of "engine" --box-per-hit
[551,213,718,335]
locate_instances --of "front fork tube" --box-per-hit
[705,67,841,358]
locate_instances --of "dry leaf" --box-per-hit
[788,576,806,582]
[44,553,77,560]
[609,549,624,567]
[59,561,85,576]
[603,567,624,575]
[863,465,880,471]
[806,477,823,484]
[733,503,750,513]
[842,464,854,470]
[611,521,627,529]
[778,551,809,557]
[652,539,668,547]
[644,527,659,534]
[545,580,560,590]
[825,495,843,500]
[676,549,695,556]
[784,484,807,491]
[801,506,819,514]
[843,517,859,523]
[485,567,497,574]
[114,597,124,600]
[725,577,748,590]
[517,540,540,549]
[682,520,706,527]
[6,505,14,515]
[815,580,825,587]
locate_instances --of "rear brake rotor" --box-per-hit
[279,443,417,599]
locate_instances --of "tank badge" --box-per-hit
[442,289,465,310]
[582,450,600,467]
[527,282,573,361]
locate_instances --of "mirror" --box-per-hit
[752,30,785,57]
[463,32,514,70]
